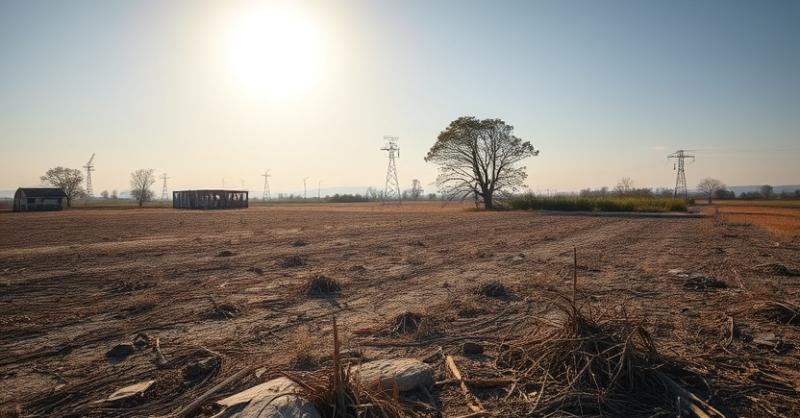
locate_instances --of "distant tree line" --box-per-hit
[323,186,439,203]
[572,177,800,204]
[578,178,674,199]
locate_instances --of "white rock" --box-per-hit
[218,377,298,407]
[352,358,434,392]
[237,394,320,418]
[218,377,321,418]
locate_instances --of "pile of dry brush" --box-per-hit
[291,318,421,418]
[495,302,726,417]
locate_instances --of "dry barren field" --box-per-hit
[1,203,799,417]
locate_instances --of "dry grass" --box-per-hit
[387,311,423,335]
[497,302,725,417]
[474,280,510,298]
[736,299,800,325]
[303,275,342,297]
[120,294,157,317]
[202,300,240,320]
[4,203,799,417]
[291,327,320,370]
[291,318,417,418]
[707,205,800,238]
[710,199,800,208]
[282,254,307,267]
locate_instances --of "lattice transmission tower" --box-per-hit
[84,153,95,197]
[160,173,170,200]
[381,136,401,202]
[261,170,271,200]
[668,149,695,199]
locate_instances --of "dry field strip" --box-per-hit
[1,202,799,416]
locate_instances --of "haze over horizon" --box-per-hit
[1,0,798,195]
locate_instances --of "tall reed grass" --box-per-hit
[508,195,687,212]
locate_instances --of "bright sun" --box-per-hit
[225,3,324,99]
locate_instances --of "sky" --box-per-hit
[1,0,798,195]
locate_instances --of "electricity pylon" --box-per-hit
[303,177,309,200]
[668,150,695,199]
[160,173,170,200]
[381,136,401,202]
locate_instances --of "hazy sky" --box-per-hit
[1,0,798,194]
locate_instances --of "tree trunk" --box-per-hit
[66,197,71,207]
[483,193,493,210]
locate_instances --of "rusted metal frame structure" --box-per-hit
[172,190,248,210]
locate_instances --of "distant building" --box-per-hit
[13,188,68,212]
[173,190,248,210]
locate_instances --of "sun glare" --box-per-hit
[225,3,324,99]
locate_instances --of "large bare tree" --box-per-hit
[614,177,635,196]
[697,178,726,204]
[40,167,85,207]
[130,169,156,207]
[425,117,539,209]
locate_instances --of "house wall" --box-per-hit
[13,192,65,212]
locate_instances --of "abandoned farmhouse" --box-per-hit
[172,189,249,209]
[13,188,68,212]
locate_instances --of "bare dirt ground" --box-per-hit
[1,202,799,417]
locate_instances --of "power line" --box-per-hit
[667,149,695,199]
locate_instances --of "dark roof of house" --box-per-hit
[16,188,68,198]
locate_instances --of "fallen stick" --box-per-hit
[173,366,252,418]
[153,337,167,366]
[658,372,726,418]
[445,355,483,413]
[435,377,514,388]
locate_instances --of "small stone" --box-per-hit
[352,358,434,392]
[183,357,220,382]
[106,344,135,363]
